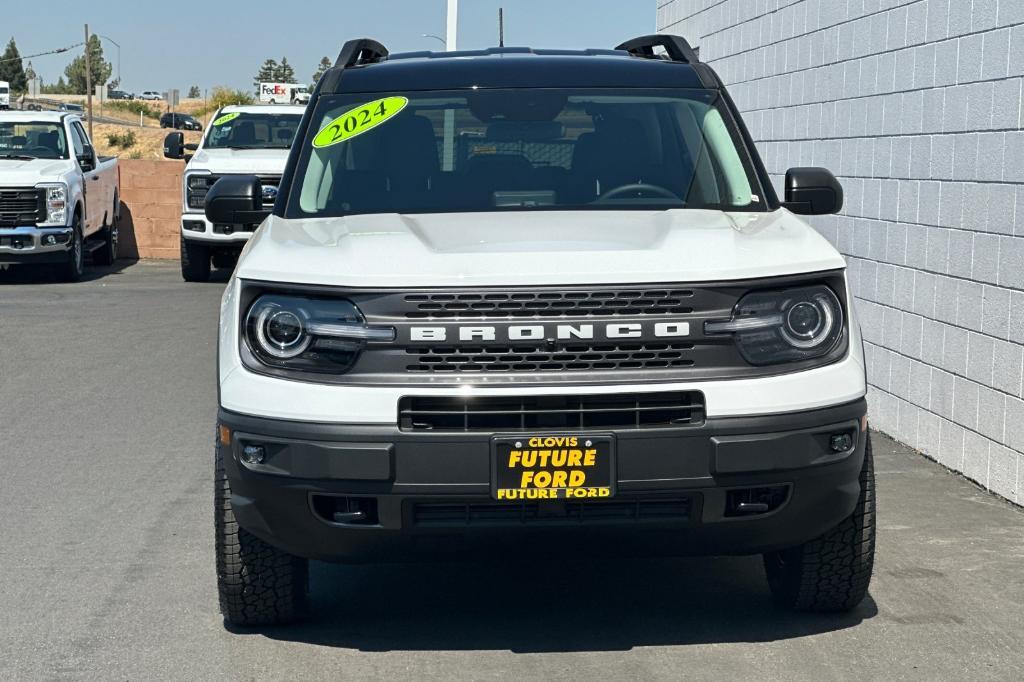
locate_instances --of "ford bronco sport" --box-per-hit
[206,35,873,626]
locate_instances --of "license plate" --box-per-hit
[491,434,615,501]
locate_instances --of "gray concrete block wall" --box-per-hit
[657,0,1024,504]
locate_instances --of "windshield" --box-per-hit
[0,121,68,159]
[0,86,9,94]
[203,111,301,150]
[290,88,763,218]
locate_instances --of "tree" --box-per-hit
[253,58,278,89]
[275,57,296,84]
[41,76,70,95]
[312,56,331,86]
[64,35,112,93]
[187,85,201,98]
[0,38,28,94]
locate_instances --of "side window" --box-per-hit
[68,123,86,158]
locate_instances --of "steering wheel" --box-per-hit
[595,182,680,203]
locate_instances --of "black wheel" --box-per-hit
[93,201,119,266]
[180,234,211,282]
[215,441,308,626]
[59,216,84,282]
[763,432,876,612]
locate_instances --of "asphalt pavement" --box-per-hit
[1,260,1023,679]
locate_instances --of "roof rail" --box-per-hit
[615,34,700,64]
[335,38,389,68]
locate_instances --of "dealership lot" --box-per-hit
[1,261,1023,679]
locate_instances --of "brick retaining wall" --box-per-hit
[117,159,183,260]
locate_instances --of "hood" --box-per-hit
[186,147,290,175]
[0,158,76,185]
[237,209,847,288]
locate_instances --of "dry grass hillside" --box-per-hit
[92,123,202,160]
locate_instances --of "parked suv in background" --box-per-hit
[163,104,303,281]
[160,112,202,131]
[108,90,134,101]
[206,35,873,626]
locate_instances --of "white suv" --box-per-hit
[204,36,873,627]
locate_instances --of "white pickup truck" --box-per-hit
[0,111,120,280]
[163,104,303,282]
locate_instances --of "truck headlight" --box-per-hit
[705,285,845,366]
[186,174,215,210]
[243,294,395,374]
[36,183,67,226]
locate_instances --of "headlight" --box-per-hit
[186,174,215,210]
[36,183,67,226]
[705,285,844,366]
[244,294,395,374]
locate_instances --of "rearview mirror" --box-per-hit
[205,175,270,226]
[77,147,95,172]
[783,167,843,215]
[162,132,185,160]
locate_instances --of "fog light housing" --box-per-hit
[240,444,266,465]
[44,234,57,246]
[183,220,205,232]
[829,433,853,453]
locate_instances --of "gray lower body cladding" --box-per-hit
[218,398,867,562]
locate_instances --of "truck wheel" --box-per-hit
[93,208,119,266]
[58,217,84,282]
[180,234,211,282]
[215,442,308,626]
[763,432,876,612]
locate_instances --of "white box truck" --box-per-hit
[0,81,10,110]
[258,82,309,105]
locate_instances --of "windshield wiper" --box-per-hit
[0,153,36,160]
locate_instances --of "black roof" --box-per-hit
[319,39,715,95]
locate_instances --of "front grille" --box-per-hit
[404,288,696,319]
[406,342,695,373]
[398,391,705,432]
[412,497,693,527]
[0,188,44,227]
[186,174,280,211]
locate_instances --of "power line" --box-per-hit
[0,42,84,65]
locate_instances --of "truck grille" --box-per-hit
[404,288,696,319]
[186,174,280,211]
[0,188,44,227]
[411,497,693,527]
[405,342,695,373]
[398,391,705,432]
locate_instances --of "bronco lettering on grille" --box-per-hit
[408,322,690,343]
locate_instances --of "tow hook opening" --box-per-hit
[724,485,789,517]
[311,494,380,526]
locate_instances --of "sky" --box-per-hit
[7,0,653,94]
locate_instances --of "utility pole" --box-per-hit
[499,8,504,47]
[84,24,93,141]
[442,0,458,171]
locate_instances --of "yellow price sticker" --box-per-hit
[312,96,409,148]
[212,112,240,126]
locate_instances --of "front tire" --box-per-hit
[215,442,308,626]
[58,216,84,282]
[763,432,876,612]
[180,234,211,282]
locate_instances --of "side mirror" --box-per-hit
[162,132,185,160]
[205,175,269,226]
[78,146,96,172]
[783,167,843,215]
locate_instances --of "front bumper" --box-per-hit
[218,398,867,563]
[181,215,254,244]
[0,226,72,264]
